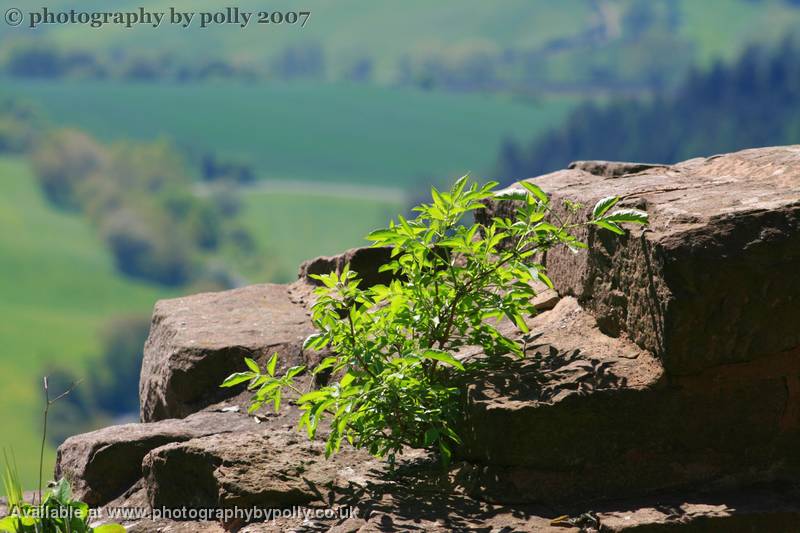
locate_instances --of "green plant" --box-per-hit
[1,451,23,514]
[0,476,123,533]
[223,177,647,464]
[38,377,81,506]
[0,377,124,533]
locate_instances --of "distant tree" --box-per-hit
[345,57,374,83]
[0,99,42,153]
[101,209,192,286]
[272,42,326,80]
[5,47,65,78]
[90,315,151,416]
[623,2,657,41]
[496,38,800,181]
[30,129,107,209]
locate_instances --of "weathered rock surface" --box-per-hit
[55,410,257,506]
[457,299,800,503]
[482,146,800,374]
[142,429,378,510]
[298,246,393,288]
[140,283,316,422]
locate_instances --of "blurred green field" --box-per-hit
[0,156,176,487]
[231,185,404,282]
[0,79,577,186]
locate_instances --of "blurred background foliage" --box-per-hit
[2,0,800,486]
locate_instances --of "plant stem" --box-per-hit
[38,377,48,506]
[37,377,81,506]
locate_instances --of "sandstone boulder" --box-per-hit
[142,429,377,510]
[140,283,315,422]
[482,146,800,374]
[56,410,256,506]
[457,297,800,503]
[298,246,392,287]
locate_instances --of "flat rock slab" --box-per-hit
[482,146,800,374]
[142,429,379,511]
[458,297,800,503]
[120,461,800,532]
[55,410,257,506]
[140,283,316,422]
[596,484,800,532]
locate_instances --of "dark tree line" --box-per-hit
[497,37,800,181]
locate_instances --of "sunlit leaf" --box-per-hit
[520,181,549,204]
[592,196,619,218]
[244,357,259,373]
[422,350,464,370]
[266,353,278,377]
[220,372,253,388]
[604,208,649,225]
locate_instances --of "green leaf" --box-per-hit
[439,441,452,467]
[424,428,440,446]
[507,311,529,333]
[593,219,624,234]
[431,187,444,208]
[526,265,553,289]
[286,365,306,379]
[244,357,260,373]
[312,356,338,375]
[493,187,528,201]
[51,477,71,504]
[339,372,356,388]
[266,353,278,377]
[0,516,18,532]
[220,372,253,388]
[303,333,327,350]
[298,390,328,404]
[452,175,468,196]
[520,181,549,204]
[366,229,396,242]
[604,208,649,225]
[442,425,462,445]
[592,196,619,218]
[421,350,464,371]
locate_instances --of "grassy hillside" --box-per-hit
[231,186,404,282]
[0,79,576,186]
[0,156,175,488]
[677,0,800,64]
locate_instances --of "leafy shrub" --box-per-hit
[0,476,123,533]
[30,129,106,210]
[102,211,192,287]
[224,177,647,463]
